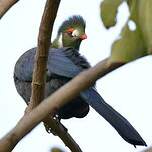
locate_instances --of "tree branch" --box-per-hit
[0,0,19,19]
[0,58,124,152]
[25,0,82,152]
[29,0,60,109]
[43,118,82,152]
[141,146,152,152]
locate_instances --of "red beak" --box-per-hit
[80,34,87,40]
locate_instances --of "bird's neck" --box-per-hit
[52,34,81,50]
[51,34,63,48]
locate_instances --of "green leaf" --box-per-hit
[137,0,152,54]
[110,24,147,62]
[107,0,152,63]
[100,0,123,28]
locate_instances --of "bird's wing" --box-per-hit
[14,48,36,81]
[80,88,146,146]
[47,48,83,78]
[14,47,83,81]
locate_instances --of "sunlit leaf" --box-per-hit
[137,0,152,54]
[101,0,152,63]
[100,0,123,28]
[110,24,147,62]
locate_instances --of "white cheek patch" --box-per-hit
[72,29,80,37]
[58,33,63,48]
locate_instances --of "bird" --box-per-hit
[14,15,147,147]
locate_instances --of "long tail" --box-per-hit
[80,88,147,147]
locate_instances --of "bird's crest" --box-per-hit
[58,15,86,34]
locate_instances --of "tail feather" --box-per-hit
[80,88,147,146]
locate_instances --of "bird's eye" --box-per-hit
[66,28,80,38]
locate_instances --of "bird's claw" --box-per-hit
[44,122,56,135]
[44,115,68,135]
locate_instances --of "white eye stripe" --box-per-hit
[72,29,80,37]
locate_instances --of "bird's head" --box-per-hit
[52,15,87,50]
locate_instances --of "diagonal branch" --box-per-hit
[0,57,124,152]
[0,0,19,19]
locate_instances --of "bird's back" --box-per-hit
[14,47,91,119]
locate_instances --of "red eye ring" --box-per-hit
[66,28,74,33]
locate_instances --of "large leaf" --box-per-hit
[101,0,152,62]
[137,0,152,54]
[100,0,123,28]
[110,24,147,62]
[100,0,152,63]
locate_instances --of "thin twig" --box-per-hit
[0,0,19,19]
[44,118,82,152]
[0,58,124,152]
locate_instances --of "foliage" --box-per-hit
[100,0,152,63]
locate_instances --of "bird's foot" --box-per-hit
[44,121,56,135]
[44,115,68,135]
